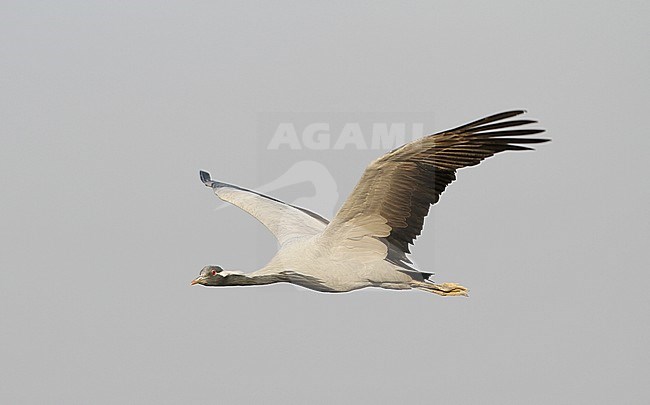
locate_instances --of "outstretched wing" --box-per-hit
[322,110,548,266]
[200,171,329,246]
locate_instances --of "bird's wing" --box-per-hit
[322,110,548,265]
[200,171,329,246]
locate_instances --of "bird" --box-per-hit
[191,110,548,296]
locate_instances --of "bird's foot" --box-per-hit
[416,281,469,296]
[437,282,468,296]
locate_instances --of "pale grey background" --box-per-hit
[1,1,649,404]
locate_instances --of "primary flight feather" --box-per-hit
[192,110,548,296]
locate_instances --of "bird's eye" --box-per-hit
[211,270,217,276]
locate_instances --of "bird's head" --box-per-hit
[190,265,225,286]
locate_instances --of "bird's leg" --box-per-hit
[413,281,469,296]
[432,282,468,296]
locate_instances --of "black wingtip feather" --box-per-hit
[451,110,527,132]
[199,170,213,186]
[458,112,549,150]
[478,129,546,137]
[506,145,535,151]
[471,119,538,132]
[489,137,549,144]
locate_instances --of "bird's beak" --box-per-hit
[190,277,202,286]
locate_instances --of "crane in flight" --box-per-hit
[191,110,548,296]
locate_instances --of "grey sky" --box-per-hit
[1,1,649,403]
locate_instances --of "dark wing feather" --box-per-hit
[324,110,548,258]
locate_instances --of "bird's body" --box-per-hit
[192,110,548,296]
[253,235,418,293]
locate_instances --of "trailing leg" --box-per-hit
[412,280,469,297]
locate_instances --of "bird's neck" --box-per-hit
[220,272,284,286]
